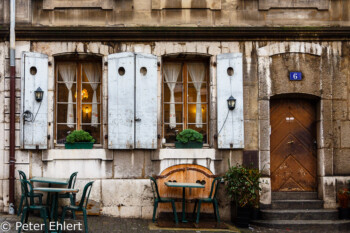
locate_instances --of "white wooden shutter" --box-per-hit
[108,52,135,149]
[217,53,244,149]
[20,52,48,149]
[135,53,158,149]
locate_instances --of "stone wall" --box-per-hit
[1,0,350,27]
[0,41,349,217]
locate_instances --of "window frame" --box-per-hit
[54,59,103,146]
[161,58,210,146]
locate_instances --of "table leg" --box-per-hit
[181,187,187,223]
[51,193,59,233]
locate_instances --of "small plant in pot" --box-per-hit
[223,163,262,228]
[175,129,203,148]
[338,187,350,219]
[65,130,95,149]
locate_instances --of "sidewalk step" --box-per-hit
[271,200,323,209]
[251,220,350,231]
[260,209,338,220]
[272,192,318,200]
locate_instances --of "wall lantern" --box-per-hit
[34,87,44,102]
[227,95,236,110]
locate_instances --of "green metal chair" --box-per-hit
[60,181,94,233]
[58,171,78,219]
[149,176,178,224]
[192,177,222,224]
[17,170,43,216]
[18,179,50,233]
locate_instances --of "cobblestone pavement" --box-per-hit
[1,214,349,233]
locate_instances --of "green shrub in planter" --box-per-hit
[65,130,95,149]
[224,163,262,227]
[175,129,203,148]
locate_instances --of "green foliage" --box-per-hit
[66,130,95,143]
[223,162,262,208]
[176,129,203,144]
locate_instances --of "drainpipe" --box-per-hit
[9,0,16,215]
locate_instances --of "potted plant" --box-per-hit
[65,130,95,149]
[338,187,349,219]
[175,129,203,148]
[223,163,262,228]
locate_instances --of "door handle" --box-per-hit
[135,118,141,122]
[287,140,294,144]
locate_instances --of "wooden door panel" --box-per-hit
[271,134,316,176]
[271,156,316,191]
[270,99,317,192]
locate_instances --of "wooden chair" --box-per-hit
[58,171,78,219]
[192,177,222,224]
[149,176,178,224]
[60,181,94,233]
[18,179,50,233]
[17,170,43,216]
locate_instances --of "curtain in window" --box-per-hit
[58,63,76,128]
[83,63,101,126]
[187,63,206,128]
[163,63,182,129]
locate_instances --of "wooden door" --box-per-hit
[270,99,317,192]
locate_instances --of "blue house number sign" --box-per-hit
[290,72,302,81]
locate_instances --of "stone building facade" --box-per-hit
[0,0,349,220]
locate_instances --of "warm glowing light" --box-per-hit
[75,89,89,99]
[84,106,89,114]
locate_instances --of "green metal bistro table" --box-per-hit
[31,177,69,185]
[33,187,79,233]
[165,182,205,223]
[31,177,71,231]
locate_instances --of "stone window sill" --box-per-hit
[42,149,113,161]
[162,143,210,149]
[152,148,221,160]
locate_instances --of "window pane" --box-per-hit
[163,83,183,103]
[57,124,76,144]
[188,124,207,143]
[57,68,76,82]
[188,104,207,123]
[81,124,100,144]
[164,124,183,143]
[82,83,101,103]
[57,83,77,103]
[57,104,77,123]
[82,104,101,124]
[187,83,207,103]
[164,104,183,123]
[82,64,101,83]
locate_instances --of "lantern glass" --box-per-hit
[34,87,44,102]
[227,96,236,110]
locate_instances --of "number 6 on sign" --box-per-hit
[289,72,302,81]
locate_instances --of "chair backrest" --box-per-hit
[68,172,78,189]
[78,181,94,210]
[20,179,35,207]
[18,170,27,180]
[208,177,222,199]
[149,176,161,200]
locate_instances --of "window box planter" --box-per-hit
[175,141,203,149]
[65,142,94,149]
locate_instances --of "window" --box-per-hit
[162,60,209,144]
[55,60,102,144]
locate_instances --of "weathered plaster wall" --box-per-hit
[257,41,350,208]
[1,0,350,27]
[0,40,349,217]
